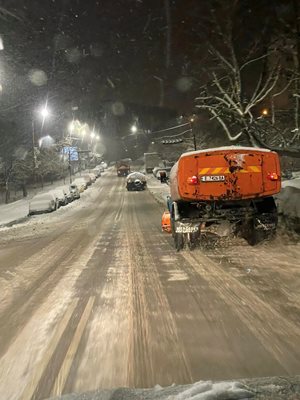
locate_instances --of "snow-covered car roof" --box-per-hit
[31,192,55,201]
[127,172,146,182]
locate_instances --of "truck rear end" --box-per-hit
[169,147,281,249]
[116,161,131,177]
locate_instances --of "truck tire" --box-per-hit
[187,232,198,250]
[174,233,184,251]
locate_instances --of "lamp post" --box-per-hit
[32,105,50,187]
[131,125,137,133]
[190,117,196,151]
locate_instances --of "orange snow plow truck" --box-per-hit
[168,146,281,250]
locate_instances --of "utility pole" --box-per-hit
[32,118,38,188]
[68,148,72,184]
[190,117,196,151]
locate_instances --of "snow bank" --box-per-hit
[281,177,300,190]
[147,175,170,207]
[0,198,29,227]
[174,380,253,399]
[275,178,300,234]
[0,171,107,228]
[49,376,300,399]
[276,186,300,219]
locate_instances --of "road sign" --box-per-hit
[62,146,79,161]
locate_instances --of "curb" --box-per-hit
[0,216,29,229]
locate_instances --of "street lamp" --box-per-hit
[189,116,196,151]
[39,106,50,119]
[90,131,95,139]
[131,125,137,133]
[96,134,100,140]
[261,108,268,116]
[68,120,75,134]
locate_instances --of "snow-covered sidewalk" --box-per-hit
[147,174,170,208]
[0,170,104,228]
[0,198,30,227]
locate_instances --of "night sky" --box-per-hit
[0,0,295,145]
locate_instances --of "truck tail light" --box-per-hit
[267,172,279,181]
[187,175,198,185]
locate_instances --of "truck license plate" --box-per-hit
[176,225,199,234]
[200,175,225,182]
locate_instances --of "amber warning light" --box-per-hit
[267,172,279,181]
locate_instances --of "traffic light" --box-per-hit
[161,138,183,144]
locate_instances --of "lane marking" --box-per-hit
[51,296,95,396]
[20,298,79,400]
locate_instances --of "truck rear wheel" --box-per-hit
[174,233,184,251]
[187,232,199,250]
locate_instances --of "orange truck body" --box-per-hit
[170,146,281,202]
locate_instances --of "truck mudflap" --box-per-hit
[253,214,277,231]
[243,213,277,246]
[254,215,277,231]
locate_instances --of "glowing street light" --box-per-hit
[90,131,95,139]
[96,134,100,141]
[261,108,269,116]
[68,120,75,134]
[131,125,137,133]
[39,106,50,119]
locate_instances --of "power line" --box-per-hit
[160,128,192,139]
[151,122,190,134]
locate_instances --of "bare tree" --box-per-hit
[194,5,300,157]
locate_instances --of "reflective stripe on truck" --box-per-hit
[199,166,261,174]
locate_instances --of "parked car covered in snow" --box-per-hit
[88,172,97,182]
[72,178,87,192]
[49,188,68,206]
[69,183,81,199]
[29,192,58,215]
[56,186,73,203]
[82,174,93,186]
[92,167,101,178]
[96,165,105,172]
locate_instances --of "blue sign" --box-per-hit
[62,146,79,161]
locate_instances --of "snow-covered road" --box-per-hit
[0,172,299,400]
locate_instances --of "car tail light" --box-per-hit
[187,175,198,185]
[267,172,279,181]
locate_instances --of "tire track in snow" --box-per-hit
[182,250,300,374]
